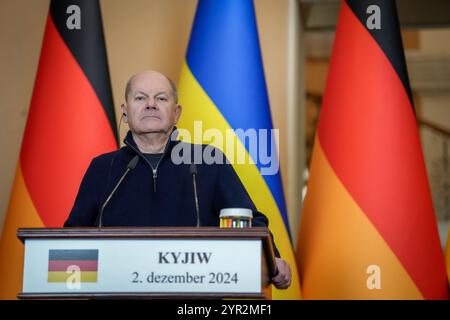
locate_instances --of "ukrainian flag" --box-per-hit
[178,0,301,299]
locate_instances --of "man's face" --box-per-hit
[122,72,181,135]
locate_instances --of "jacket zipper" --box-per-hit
[124,140,171,192]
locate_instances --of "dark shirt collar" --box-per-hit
[123,127,180,160]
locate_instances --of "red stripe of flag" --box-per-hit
[48,260,98,272]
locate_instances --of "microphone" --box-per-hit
[97,155,139,228]
[190,163,201,227]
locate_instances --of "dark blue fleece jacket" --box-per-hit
[64,131,280,256]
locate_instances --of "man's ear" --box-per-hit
[121,103,128,123]
[174,104,182,124]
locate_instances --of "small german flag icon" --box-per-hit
[47,249,99,283]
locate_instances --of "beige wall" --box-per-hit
[0,1,302,237]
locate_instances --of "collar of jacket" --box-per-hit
[122,127,180,162]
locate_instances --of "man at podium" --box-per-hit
[64,70,291,289]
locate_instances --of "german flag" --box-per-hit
[0,0,117,299]
[48,249,99,283]
[296,0,449,299]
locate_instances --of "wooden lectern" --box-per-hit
[17,227,277,299]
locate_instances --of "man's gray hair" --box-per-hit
[125,73,178,103]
